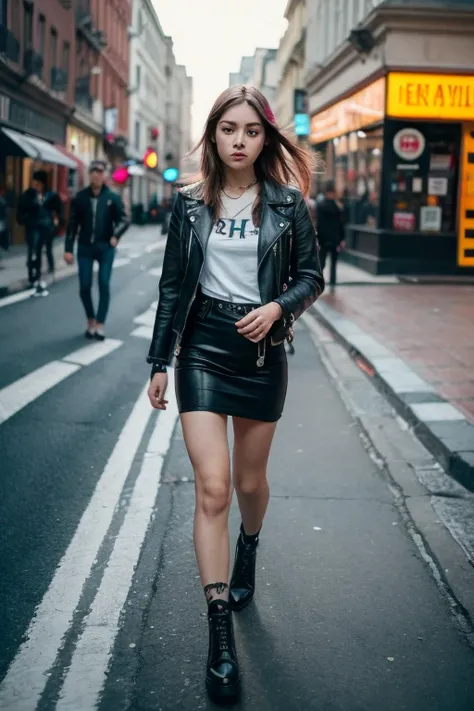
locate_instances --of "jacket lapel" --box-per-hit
[258,182,295,268]
[181,188,213,254]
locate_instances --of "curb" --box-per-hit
[312,300,474,492]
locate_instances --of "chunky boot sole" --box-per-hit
[206,676,240,704]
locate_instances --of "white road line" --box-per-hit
[92,257,131,273]
[145,241,165,253]
[0,361,80,425]
[148,267,162,278]
[0,383,154,711]
[62,338,123,366]
[0,289,36,309]
[57,372,178,710]
[130,325,153,340]
[0,341,124,425]
[112,257,132,268]
[133,309,155,327]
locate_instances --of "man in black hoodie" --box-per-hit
[316,180,345,287]
[65,160,129,340]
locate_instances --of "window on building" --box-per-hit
[50,27,57,68]
[136,65,141,90]
[134,120,141,150]
[383,121,461,234]
[62,41,70,85]
[23,1,33,50]
[38,15,45,77]
[352,0,361,25]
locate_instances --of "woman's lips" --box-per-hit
[231,153,246,161]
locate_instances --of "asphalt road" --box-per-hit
[0,227,474,711]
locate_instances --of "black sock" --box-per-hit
[240,523,261,545]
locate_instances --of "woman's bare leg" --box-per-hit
[232,417,278,535]
[181,411,232,602]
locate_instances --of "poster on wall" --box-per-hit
[428,177,448,196]
[393,128,426,162]
[412,177,423,193]
[393,212,416,231]
[420,206,442,232]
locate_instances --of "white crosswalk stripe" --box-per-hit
[0,381,162,710]
[0,339,124,425]
[57,371,178,710]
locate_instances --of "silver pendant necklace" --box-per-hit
[222,178,258,200]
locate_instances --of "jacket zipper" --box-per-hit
[173,227,204,357]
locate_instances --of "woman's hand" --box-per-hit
[235,302,283,343]
[147,373,169,410]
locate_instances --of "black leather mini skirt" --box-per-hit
[175,291,288,422]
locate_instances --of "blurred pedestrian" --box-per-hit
[16,170,62,296]
[316,180,345,287]
[147,84,324,704]
[64,160,129,340]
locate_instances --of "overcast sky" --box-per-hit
[152,0,288,143]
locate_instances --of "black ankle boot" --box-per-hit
[230,528,259,611]
[206,599,240,702]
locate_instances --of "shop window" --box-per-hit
[330,126,383,227]
[383,121,461,234]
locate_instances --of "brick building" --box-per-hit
[0,0,78,243]
[68,0,131,172]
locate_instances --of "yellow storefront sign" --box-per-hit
[310,77,385,144]
[387,72,474,120]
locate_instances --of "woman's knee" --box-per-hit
[234,473,267,498]
[196,475,231,518]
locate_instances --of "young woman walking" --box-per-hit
[147,84,324,703]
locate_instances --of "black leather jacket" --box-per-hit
[147,180,325,366]
[65,185,129,253]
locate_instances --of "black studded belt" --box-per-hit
[196,293,260,317]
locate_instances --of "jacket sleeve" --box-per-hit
[113,195,130,241]
[65,195,78,253]
[146,193,184,365]
[274,194,325,322]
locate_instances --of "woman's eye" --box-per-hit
[223,127,233,134]
[248,130,259,137]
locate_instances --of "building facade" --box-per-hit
[229,48,280,106]
[0,0,78,244]
[163,41,193,198]
[68,0,131,180]
[275,0,306,133]
[306,0,474,275]
[128,0,168,209]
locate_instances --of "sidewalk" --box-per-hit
[0,225,160,298]
[0,238,70,297]
[313,262,474,490]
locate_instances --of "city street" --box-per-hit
[1,228,474,710]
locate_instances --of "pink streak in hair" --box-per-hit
[264,103,276,124]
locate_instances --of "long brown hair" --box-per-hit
[189,84,314,223]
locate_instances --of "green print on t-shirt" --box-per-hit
[215,218,259,239]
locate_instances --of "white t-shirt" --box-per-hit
[200,187,261,303]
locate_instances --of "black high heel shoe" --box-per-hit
[206,599,240,703]
[229,527,259,611]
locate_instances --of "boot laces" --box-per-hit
[214,614,229,653]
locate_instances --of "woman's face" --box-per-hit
[214,102,266,173]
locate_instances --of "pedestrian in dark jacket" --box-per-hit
[16,170,62,295]
[65,160,129,340]
[316,180,345,287]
